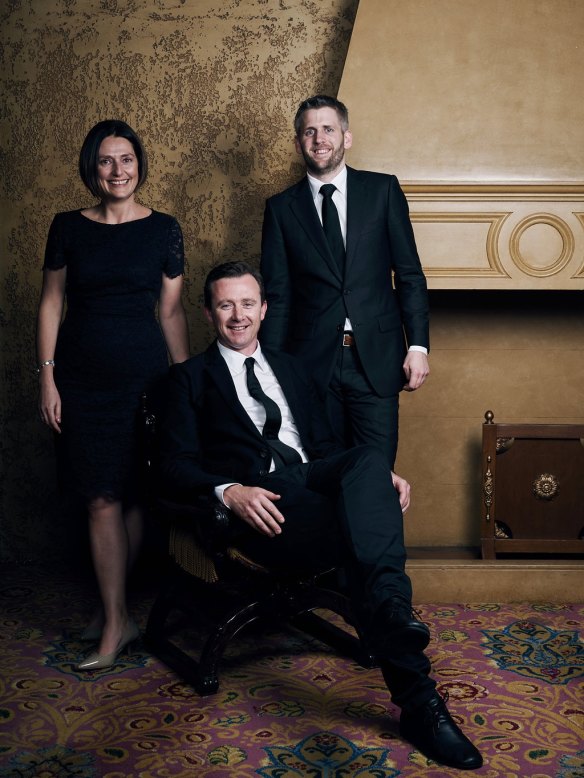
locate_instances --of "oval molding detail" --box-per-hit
[509,214,574,277]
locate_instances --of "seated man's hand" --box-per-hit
[223,484,285,537]
[391,471,411,513]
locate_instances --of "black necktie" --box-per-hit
[244,357,302,469]
[319,183,346,273]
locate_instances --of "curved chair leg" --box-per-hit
[146,563,376,695]
[145,567,179,645]
[146,570,280,695]
[195,598,275,693]
[286,584,377,668]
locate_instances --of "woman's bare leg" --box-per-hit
[84,502,144,643]
[87,498,133,656]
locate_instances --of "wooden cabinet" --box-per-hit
[481,412,584,558]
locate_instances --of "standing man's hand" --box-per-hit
[403,351,429,392]
[223,484,285,537]
[391,471,411,513]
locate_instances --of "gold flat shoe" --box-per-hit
[77,621,140,671]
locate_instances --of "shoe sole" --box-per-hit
[399,728,483,771]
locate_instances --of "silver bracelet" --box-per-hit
[36,359,55,374]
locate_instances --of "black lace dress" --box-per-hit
[43,209,185,505]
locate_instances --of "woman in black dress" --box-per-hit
[36,120,190,670]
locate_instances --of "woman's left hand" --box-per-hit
[39,377,62,433]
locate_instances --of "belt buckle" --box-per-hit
[342,333,353,347]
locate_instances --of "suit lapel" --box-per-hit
[204,344,262,439]
[206,344,313,456]
[288,169,371,280]
[289,177,343,282]
[206,343,312,451]
[266,352,311,443]
[345,166,369,276]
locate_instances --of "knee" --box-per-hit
[88,497,120,523]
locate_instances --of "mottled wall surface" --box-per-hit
[0,0,359,561]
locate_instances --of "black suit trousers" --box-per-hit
[232,444,435,709]
[234,444,411,608]
[327,344,400,469]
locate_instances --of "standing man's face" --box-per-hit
[295,106,352,181]
[204,274,267,355]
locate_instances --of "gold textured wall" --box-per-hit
[3,0,583,566]
[339,0,584,289]
[337,0,584,550]
[341,0,584,183]
[0,0,359,561]
[396,291,584,550]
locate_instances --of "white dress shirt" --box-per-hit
[215,341,308,504]
[306,166,427,355]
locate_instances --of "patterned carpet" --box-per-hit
[0,562,582,778]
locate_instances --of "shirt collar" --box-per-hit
[307,165,347,199]
[217,340,266,374]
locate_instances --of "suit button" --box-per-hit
[259,469,267,476]
[259,450,268,458]
[343,289,351,295]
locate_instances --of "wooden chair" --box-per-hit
[140,395,375,696]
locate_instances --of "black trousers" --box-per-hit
[233,445,435,710]
[326,344,400,470]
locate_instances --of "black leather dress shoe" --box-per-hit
[370,597,430,658]
[400,693,483,770]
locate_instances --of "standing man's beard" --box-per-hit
[300,143,346,177]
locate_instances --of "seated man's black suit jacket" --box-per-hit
[159,341,343,502]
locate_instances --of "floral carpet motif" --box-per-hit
[258,731,397,777]
[481,619,584,684]
[0,565,583,777]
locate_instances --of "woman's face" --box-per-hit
[95,136,139,202]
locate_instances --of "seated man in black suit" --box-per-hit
[159,260,482,771]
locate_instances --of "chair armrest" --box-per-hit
[140,391,237,556]
[157,495,234,555]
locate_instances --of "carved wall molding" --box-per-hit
[574,214,584,277]
[509,214,574,278]
[409,212,510,278]
[403,183,584,289]
[404,183,584,200]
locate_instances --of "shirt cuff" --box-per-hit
[408,345,428,355]
[214,483,241,506]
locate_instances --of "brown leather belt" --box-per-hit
[342,332,355,347]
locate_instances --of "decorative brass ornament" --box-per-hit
[496,437,514,453]
[494,521,512,539]
[483,456,493,521]
[532,473,559,501]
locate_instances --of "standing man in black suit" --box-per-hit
[159,261,481,771]
[260,95,430,468]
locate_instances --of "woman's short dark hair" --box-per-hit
[294,94,349,136]
[78,120,148,198]
[204,261,265,309]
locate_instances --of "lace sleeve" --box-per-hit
[42,213,67,270]
[164,217,185,279]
